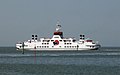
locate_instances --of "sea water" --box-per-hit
[0,47,120,75]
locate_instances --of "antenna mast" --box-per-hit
[56,20,62,32]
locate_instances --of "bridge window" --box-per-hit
[54,37,59,38]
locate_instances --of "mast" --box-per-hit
[54,21,63,38]
[56,21,62,32]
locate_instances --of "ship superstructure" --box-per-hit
[16,23,100,51]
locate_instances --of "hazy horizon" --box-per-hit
[0,0,120,47]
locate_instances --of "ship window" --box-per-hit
[51,40,54,42]
[59,40,62,42]
[54,37,59,38]
[64,40,66,42]
[59,46,61,48]
[65,46,66,48]
[73,40,76,42]
[64,43,66,45]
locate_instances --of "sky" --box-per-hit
[0,0,120,47]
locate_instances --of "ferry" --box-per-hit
[16,22,101,51]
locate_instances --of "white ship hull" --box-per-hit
[16,47,99,51]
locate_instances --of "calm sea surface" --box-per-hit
[0,47,120,75]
